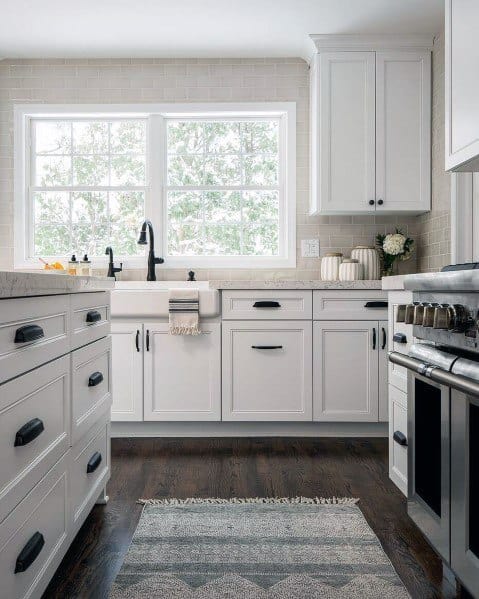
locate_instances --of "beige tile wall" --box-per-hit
[417,33,452,272]
[0,56,425,279]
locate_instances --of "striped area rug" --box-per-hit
[110,497,409,598]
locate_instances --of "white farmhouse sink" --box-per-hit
[111,281,220,318]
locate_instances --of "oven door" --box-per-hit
[451,389,479,594]
[408,369,451,562]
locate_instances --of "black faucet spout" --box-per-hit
[105,246,122,280]
[137,220,164,281]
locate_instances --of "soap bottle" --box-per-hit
[68,254,79,275]
[80,254,92,276]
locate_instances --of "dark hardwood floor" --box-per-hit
[43,437,463,599]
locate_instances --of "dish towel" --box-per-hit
[169,288,201,335]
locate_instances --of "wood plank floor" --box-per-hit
[43,438,465,599]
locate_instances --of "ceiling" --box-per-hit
[1,0,444,61]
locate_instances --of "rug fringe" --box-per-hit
[137,496,359,506]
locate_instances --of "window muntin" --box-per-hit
[31,118,147,257]
[165,118,281,257]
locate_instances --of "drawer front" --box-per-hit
[0,295,70,385]
[71,337,112,443]
[0,454,68,599]
[222,290,312,320]
[388,293,413,393]
[70,418,110,528]
[0,356,70,524]
[313,290,387,320]
[71,292,110,351]
[389,385,408,495]
[222,321,313,421]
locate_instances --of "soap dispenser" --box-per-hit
[80,254,92,276]
[68,254,79,275]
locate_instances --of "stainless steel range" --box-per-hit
[389,268,479,597]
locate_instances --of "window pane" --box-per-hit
[243,155,278,185]
[243,191,279,221]
[35,156,71,186]
[241,121,279,154]
[73,122,108,154]
[72,223,109,256]
[71,192,108,223]
[169,223,203,255]
[34,225,71,256]
[111,121,146,154]
[73,156,109,186]
[203,224,241,255]
[168,191,202,222]
[34,192,70,224]
[244,224,279,255]
[110,191,145,235]
[204,156,241,185]
[168,155,204,185]
[111,155,145,186]
[203,192,241,223]
[35,121,71,155]
[167,121,204,154]
[205,122,241,153]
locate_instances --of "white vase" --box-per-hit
[339,259,362,281]
[321,253,343,281]
[350,246,381,280]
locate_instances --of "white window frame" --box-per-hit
[14,103,296,270]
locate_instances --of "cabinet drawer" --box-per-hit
[313,290,387,320]
[70,418,110,529]
[222,321,312,421]
[0,356,70,524]
[0,295,70,385]
[389,385,408,495]
[389,299,413,393]
[0,454,68,599]
[222,290,312,320]
[71,292,110,351]
[71,337,111,443]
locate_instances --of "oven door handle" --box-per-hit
[389,351,479,397]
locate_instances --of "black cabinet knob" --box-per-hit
[88,371,104,387]
[378,199,384,206]
[86,310,102,323]
[87,451,102,474]
[15,532,45,573]
[14,418,44,447]
[393,431,408,446]
[368,200,375,206]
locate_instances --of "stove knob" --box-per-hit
[405,303,419,325]
[413,303,427,325]
[447,304,469,332]
[422,303,439,327]
[433,304,450,329]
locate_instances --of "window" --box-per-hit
[15,104,295,268]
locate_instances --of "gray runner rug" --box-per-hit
[110,497,409,598]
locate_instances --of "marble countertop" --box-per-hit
[0,270,114,299]
[381,275,409,291]
[208,280,383,290]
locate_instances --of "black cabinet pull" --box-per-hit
[377,199,384,206]
[86,310,102,323]
[14,532,45,573]
[14,418,44,447]
[251,345,283,350]
[364,301,388,308]
[87,451,102,474]
[372,327,376,350]
[382,327,387,350]
[88,371,104,387]
[135,330,140,352]
[393,431,408,446]
[14,324,44,343]
[253,301,281,308]
[146,329,150,351]
[368,199,375,206]
[393,332,407,344]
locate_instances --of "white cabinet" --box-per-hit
[144,323,221,421]
[313,320,387,422]
[310,36,431,215]
[446,0,479,171]
[222,321,312,421]
[110,322,143,422]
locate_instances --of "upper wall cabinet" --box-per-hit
[445,1,479,172]
[310,35,432,215]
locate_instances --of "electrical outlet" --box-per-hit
[301,239,320,258]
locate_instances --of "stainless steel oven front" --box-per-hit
[407,369,450,562]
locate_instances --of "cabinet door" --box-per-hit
[144,323,221,421]
[110,322,143,421]
[376,51,431,212]
[378,321,388,422]
[315,51,375,213]
[222,321,312,421]
[313,321,378,421]
[446,0,479,171]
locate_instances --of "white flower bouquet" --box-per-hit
[376,228,414,276]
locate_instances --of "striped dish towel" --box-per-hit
[169,288,201,335]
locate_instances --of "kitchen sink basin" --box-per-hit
[111,281,220,318]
